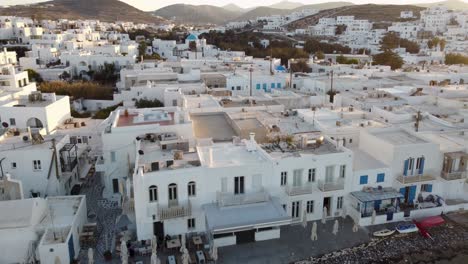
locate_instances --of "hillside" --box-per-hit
[222,4,246,13]
[292,1,354,11]
[153,4,242,25]
[234,7,292,21]
[416,0,468,10]
[0,0,164,24]
[287,4,425,30]
[269,1,304,10]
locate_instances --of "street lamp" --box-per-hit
[0,157,5,179]
[249,66,254,97]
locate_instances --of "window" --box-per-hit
[11,162,16,169]
[293,169,302,187]
[308,168,316,182]
[234,176,244,194]
[421,184,432,192]
[236,86,241,90]
[256,84,261,90]
[110,151,116,162]
[359,175,368,185]
[187,218,196,229]
[33,160,42,170]
[112,179,119,193]
[349,138,353,143]
[377,173,385,183]
[306,200,314,213]
[168,183,178,201]
[188,181,196,197]
[280,171,287,186]
[339,165,346,178]
[271,83,275,88]
[337,196,343,209]
[277,83,281,88]
[149,185,158,202]
[263,83,267,90]
[9,118,15,126]
[325,166,334,183]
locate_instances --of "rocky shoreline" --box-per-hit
[295,219,468,264]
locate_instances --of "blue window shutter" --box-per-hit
[409,186,417,204]
[377,173,385,183]
[256,84,261,90]
[277,82,281,88]
[419,157,425,175]
[360,175,368,185]
[399,187,406,196]
[271,83,275,88]
[403,159,409,176]
[426,184,432,192]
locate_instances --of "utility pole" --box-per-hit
[415,110,422,132]
[249,66,253,97]
[0,157,5,179]
[289,59,294,89]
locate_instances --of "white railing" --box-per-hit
[158,200,191,221]
[216,189,269,207]
[317,178,345,192]
[396,174,435,184]
[441,171,467,180]
[283,183,315,196]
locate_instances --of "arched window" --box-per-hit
[168,183,177,202]
[188,181,196,197]
[149,185,158,202]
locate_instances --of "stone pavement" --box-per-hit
[219,217,370,264]
[78,173,121,264]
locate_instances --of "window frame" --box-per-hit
[187,181,196,197]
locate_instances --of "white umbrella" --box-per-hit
[181,247,190,264]
[302,210,308,228]
[179,234,186,253]
[120,240,128,264]
[371,209,376,225]
[54,256,61,264]
[151,252,161,264]
[310,221,318,241]
[332,219,339,235]
[88,248,94,264]
[211,246,218,263]
[151,235,157,255]
[321,206,327,224]
[352,221,359,233]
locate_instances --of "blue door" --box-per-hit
[374,200,382,211]
[68,234,75,262]
[408,186,417,204]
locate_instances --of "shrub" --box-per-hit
[39,81,114,100]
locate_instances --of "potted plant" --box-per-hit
[103,250,112,261]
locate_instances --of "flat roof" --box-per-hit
[116,111,175,127]
[352,148,387,171]
[203,198,290,234]
[372,129,427,145]
[0,198,44,229]
[190,113,237,141]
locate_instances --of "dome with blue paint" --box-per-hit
[275,65,287,72]
[186,34,198,41]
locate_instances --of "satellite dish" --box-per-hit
[22,136,29,141]
[2,122,8,128]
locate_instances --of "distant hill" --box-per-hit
[222,3,246,13]
[292,2,355,12]
[234,7,292,21]
[268,1,304,10]
[415,0,468,10]
[287,4,425,30]
[153,4,242,25]
[0,0,164,24]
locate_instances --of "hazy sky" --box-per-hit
[1,0,466,11]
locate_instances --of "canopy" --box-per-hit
[351,189,403,203]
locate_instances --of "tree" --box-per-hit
[92,63,118,84]
[135,98,164,108]
[189,41,197,52]
[26,69,43,83]
[290,60,311,73]
[373,50,404,70]
[315,51,325,60]
[439,39,446,51]
[335,24,347,35]
[381,32,419,54]
[138,42,147,59]
[445,53,468,65]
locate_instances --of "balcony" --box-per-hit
[396,174,436,184]
[441,171,467,181]
[283,183,315,196]
[317,178,345,192]
[158,200,192,221]
[217,189,270,207]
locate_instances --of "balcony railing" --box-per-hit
[283,183,315,196]
[217,189,269,207]
[441,171,467,181]
[317,178,345,192]
[396,174,436,184]
[158,200,191,221]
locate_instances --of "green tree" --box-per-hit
[290,60,311,73]
[135,98,164,108]
[92,63,118,84]
[439,39,446,51]
[138,42,147,59]
[189,41,197,52]
[335,25,347,35]
[381,32,419,54]
[26,69,43,83]
[373,50,404,70]
[315,51,325,60]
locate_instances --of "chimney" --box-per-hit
[209,148,214,167]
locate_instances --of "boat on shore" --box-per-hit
[373,229,396,237]
[396,223,419,233]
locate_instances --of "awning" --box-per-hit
[351,189,403,203]
[203,198,291,234]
